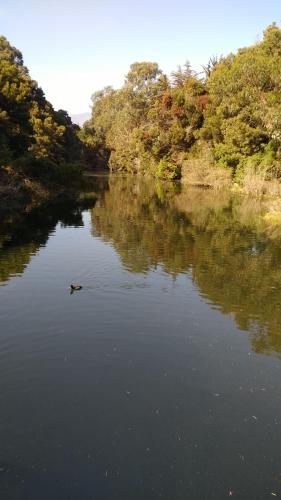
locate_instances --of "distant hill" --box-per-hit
[71,112,90,126]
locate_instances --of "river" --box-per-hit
[1,174,281,499]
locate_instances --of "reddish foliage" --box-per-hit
[142,131,150,143]
[171,105,184,118]
[161,91,172,110]
[195,94,209,112]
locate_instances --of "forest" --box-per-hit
[81,23,281,190]
[0,36,82,204]
[1,23,281,200]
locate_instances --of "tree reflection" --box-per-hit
[0,193,101,285]
[91,176,281,357]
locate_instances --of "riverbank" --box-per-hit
[0,163,84,213]
[181,159,281,223]
[3,165,281,235]
[86,169,281,231]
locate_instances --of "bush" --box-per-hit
[156,158,181,180]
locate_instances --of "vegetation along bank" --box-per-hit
[1,23,281,204]
[81,23,281,195]
[0,36,82,206]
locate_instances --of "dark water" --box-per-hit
[1,175,281,500]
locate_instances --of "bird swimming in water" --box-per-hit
[70,284,83,292]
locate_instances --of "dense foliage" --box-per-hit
[82,23,281,182]
[0,36,82,198]
[2,25,281,189]
[201,23,281,176]
[81,61,205,179]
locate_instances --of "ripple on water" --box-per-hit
[1,178,281,499]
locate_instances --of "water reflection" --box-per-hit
[1,175,281,357]
[2,175,281,499]
[90,176,281,357]
[0,176,108,284]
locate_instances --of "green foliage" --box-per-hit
[0,35,82,195]
[156,158,180,180]
[82,61,205,178]
[14,156,81,186]
[82,23,281,183]
[2,24,281,188]
[126,62,161,91]
[201,23,281,175]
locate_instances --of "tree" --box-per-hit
[171,61,193,87]
[200,24,281,173]
[125,62,162,92]
[82,60,204,178]
[81,23,281,181]
[0,35,82,194]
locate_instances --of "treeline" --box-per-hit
[0,36,82,201]
[81,23,281,183]
[1,24,281,196]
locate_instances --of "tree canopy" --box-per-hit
[81,23,281,182]
[0,36,82,199]
[2,24,281,189]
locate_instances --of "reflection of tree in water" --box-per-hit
[91,176,186,274]
[91,176,281,357]
[0,195,100,285]
[0,176,108,285]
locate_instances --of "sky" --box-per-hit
[0,0,280,115]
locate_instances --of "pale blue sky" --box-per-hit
[1,0,280,114]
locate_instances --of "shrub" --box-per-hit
[156,158,181,180]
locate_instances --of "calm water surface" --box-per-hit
[1,175,281,499]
